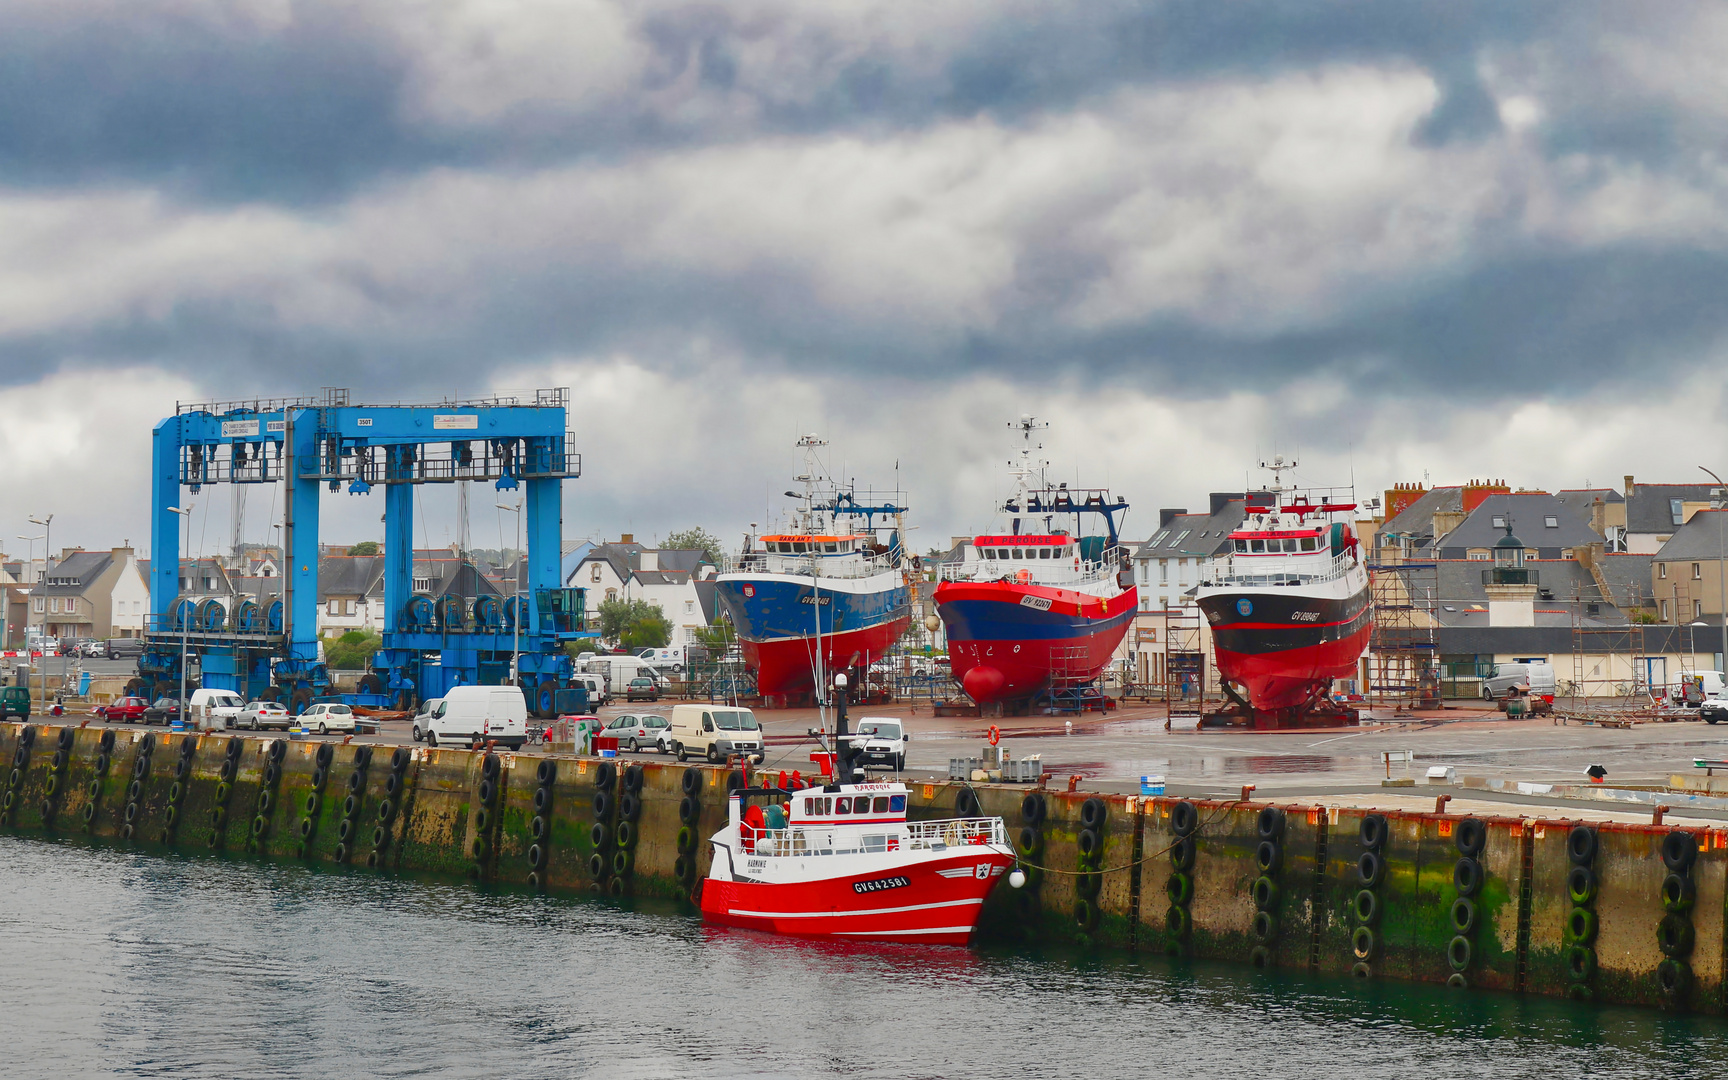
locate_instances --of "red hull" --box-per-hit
[936,581,1136,703]
[699,850,1013,944]
[1213,621,1373,711]
[742,616,911,696]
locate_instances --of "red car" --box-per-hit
[99,696,150,723]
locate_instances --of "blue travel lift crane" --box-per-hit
[137,388,593,718]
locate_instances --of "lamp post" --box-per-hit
[15,534,42,690]
[497,500,523,694]
[168,506,195,726]
[1700,467,1728,676]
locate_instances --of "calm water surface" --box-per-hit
[2,834,1725,1078]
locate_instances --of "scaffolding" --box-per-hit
[1367,561,1440,713]
[1164,610,1206,726]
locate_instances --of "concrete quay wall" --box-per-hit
[1,722,1718,1013]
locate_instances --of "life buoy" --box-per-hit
[987,725,1001,746]
[1015,569,1032,584]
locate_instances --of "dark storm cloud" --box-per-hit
[1,0,1725,414]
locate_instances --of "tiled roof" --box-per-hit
[1435,493,1600,558]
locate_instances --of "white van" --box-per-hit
[583,655,670,694]
[636,647,685,673]
[1481,661,1556,702]
[190,688,246,730]
[1670,671,1727,706]
[571,673,610,708]
[418,685,528,749]
[666,704,763,764]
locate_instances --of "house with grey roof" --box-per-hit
[1651,508,1728,626]
[1622,476,1726,554]
[1433,493,1601,561]
[1374,486,1464,562]
[1132,493,1246,612]
[566,537,718,646]
[28,547,148,642]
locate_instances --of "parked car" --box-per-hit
[144,696,184,725]
[666,704,763,764]
[1703,694,1728,725]
[301,702,357,734]
[0,686,29,721]
[188,688,246,729]
[1481,661,1556,702]
[80,640,106,658]
[410,697,444,743]
[847,717,908,771]
[571,674,610,708]
[625,676,660,702]
[105,638,145,660]
[98,696,150,723]
[238,700,292,731]
[600,713,670,752]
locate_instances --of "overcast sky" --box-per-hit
[5,0,1728,560]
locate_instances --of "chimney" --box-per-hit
[1159,509,1188,528]
[1209,492,1243,516]
[1624,474,1635,501]
[620,533,634,545]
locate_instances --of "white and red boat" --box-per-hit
[699,780,1017,944]
[1194,457,1372,719]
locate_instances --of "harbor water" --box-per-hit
[2,835,1723,1079]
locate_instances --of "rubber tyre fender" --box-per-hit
[680,796,701,826]
[1661,872,1696,913]
[595,761,617,791]
[311,768,327,791]
[133,757,151,780]
[620,792,641,822]
[52,749,68,771]
[475,808,490,832]
[391,746,412,772]
[251,815,268,836]
[262,764,278,787]
[1658,913,1696,958]
[1020,793,1045,825]
[1252,876,1280,911]
[258,790,273,814]
[376,798,394,823]
[1249,945,1272,970]
[1355,889,1382,926]
[82,803,97,825]
[44,774,60,797]
[1359,814,1387,850]
[1079,797,1106,831]
[623,764,644,793]
[1658,958,1692,998]
[616,820,636,848]
[1661,831,1698,873]
[676,826,694,852]
[725,771,746,793]
[87,779,102,800]
[592,791,612,818]
[1255,806,1285,841]
[1169,835,1196,872]
[1016,826,1040,857]
[342,794,358,818]
[527,843,546,869]
[1566,945,1597,982]
[1077,828,1102,859]
[612,849,634,877]
[537,758,558,786]
[1076,872,1101,899]
[956,789,981,818]
[480,751,497,778]
[303,792,320,815]
[1166,871,1194,906]
[1454,818,1486,858]
[530,815,547,841]
[681,768,703,797]
[383,773,401,797]
[123,802,139,823]
[221,760,238,784]
[1566,906,1599,946]
[471,836,489,860]
[94,754,110,777]
[674,854,695,882]
[1251,910,1277,944]
[1357,850,1385,888]
[1446,896,1475,935]
[1164,904,1191,938]
[528,783,551,814]
[167,781,182,804]
[590,822,611,849]
[372,826,387,848]
[299,817,314,838]
[1170,801,1199,837]
[316,743,335,768]
[337,819,354,843]
[1351,925,1376,961]
[1453,857,1482,898]
[1255,839,1281,875]
[478,778,495,806]
[1566,865,1597,906]
[588,852,608,879]
[1447,935,1473,972]
[1072,899,1098,931]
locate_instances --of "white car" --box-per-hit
[411,698,444,743]
[239,700,292,731]
[600,712,670,753]
[301,702,358,734]
[848,717,908,771]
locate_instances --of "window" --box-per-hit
[1234,539,1247,553]
[1697,600,1704,620]
[1173,530,1191,545]
[1301,537,1318,552]
[1694,563,1703,580]
[1251,539,1265,553]
[413,577,431,591]
[836,797,851,813]
[1492,516,1505,528]
[1468,552,1489,561]
[202,576,215,590]
[1663,599,1672,621]
[590,564,602,583]
[1012,549,1024,560]
[1544,517,1559,528]
[32,597,43,613]
[1660,564,1668,579]
[1673,499,1686,526]
[685,600,694,614]
[327,599,339,615]
[49,597,59,614]
[1149,530,1169,546]
[889,795,907,812]
[1039,548,1050,559]
[65,597,76,613]
[1159,560,1168,584]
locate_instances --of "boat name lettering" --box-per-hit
[747,859,767,871]
[853,875,910,894]
[1019,595,1053,611]
[799,596,832,606]
[1291,611,1319,622]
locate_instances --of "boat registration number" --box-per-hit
[1019,596,1053,611]
[853,875,911,894]
[1291,611,1319,622]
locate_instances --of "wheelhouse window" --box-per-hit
[1301,536,1318,552]
[889,794,906,812]
[1251,539,1265,553]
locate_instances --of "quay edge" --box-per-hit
[0,721,1717,1013]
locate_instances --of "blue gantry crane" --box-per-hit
[138,388,591,717]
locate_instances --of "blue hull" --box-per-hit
[714,576,909,643]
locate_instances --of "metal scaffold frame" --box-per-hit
[1367,560,1439,713]
[1163,610,1206,726]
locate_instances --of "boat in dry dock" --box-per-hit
[1194,457,1372,721]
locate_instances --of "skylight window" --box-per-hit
[1491,516,1505,528]
[1544,517,1558,528]
[1173,530,1191,544]
[1149,531,1169,546]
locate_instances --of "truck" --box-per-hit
[580,655,670,697]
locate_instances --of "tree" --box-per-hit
[597,597,672,649]
[325,629,381,670]
[347,541,380,556]
[692,616,737,652]
[664,527,727,566]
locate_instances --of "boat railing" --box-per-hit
[1204,550,1360,589]
[935,561,1117,586]
[745,816,1007,857]
[723,550,898,580]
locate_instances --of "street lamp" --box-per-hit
[1701,467,1728,676]
[168,505,195,727]
[497,500,523,694]
[28,515,52,584]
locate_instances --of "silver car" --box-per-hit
[239,700,292,731]
[601,713,670,753]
